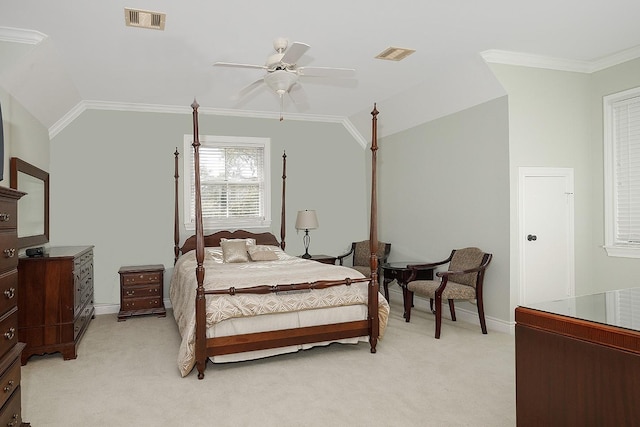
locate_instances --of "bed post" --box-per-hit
[280,151,287,251]
[369,103,380,353]
[174,148,180,265]
[191,100,207,379]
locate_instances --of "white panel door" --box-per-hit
[519,168,575,305]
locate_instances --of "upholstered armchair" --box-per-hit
[336,239,391,282]
[404,247,492,339]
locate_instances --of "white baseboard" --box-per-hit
[94,298,173,316]
[388,288,514,335]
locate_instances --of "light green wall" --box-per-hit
[489,58,640,310]
[379,97,511,322]
[588,58,640,293]
[489,64,592,317]
[50,109,368,306]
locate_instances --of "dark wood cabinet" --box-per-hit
[18,246,94,365]
[516,298,640,426]
[118,264,166,321]
[0,187,28,425]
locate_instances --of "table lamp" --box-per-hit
[295,210,319,259]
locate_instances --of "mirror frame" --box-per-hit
[9,157,50,248]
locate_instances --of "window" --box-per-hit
[604,87,640,258]
[183,135,271,231]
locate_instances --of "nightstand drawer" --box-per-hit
[122,297,163,311]
[122,272,161,285]
[122,284,161,299]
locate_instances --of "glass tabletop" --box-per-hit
[382,262,431,270]
[521,287,640,333]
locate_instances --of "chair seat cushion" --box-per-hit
[407,280,476,300]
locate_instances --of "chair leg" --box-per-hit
[404,289,413,322]
[434,293,442,339]
[448,299,456,322]
[429,298,434,313]
[477,293,488,334]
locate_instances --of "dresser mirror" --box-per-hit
[9,157,49,248]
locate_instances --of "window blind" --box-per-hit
[189,145,265,222]
[613,96,640,245]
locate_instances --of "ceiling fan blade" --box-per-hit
[213,62,267,71]
[280,42,310,65]
[233,78,265,100]
[297,66,356,78]
[288,83,310,111]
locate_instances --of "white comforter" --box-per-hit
[170,247,389,377]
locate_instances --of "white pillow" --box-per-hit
[205,247,224,263]
[220,238,256,247]
[248,245,279,261]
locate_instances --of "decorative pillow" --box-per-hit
[248,245,279,261]
[206,248,224,263]
[220,240,249,263]
[220,238,256,247]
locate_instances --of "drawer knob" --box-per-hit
[3,380,14,393]
[0,213,9,222]
[4,327,14,340]
[3,288,14,299]
[7,413,18,426]
[3,248,15,258]
[126,290,135,296]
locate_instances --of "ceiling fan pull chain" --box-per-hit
[280,94,284,121]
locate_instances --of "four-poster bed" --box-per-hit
[170,101,386,379]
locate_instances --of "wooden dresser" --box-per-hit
[18,245,94,365]
[0,187,28,425]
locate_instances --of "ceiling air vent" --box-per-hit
[375,47,416,61]
[124,8,166,30]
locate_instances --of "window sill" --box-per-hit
[604,245,640,258]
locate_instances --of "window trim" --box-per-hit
[603,86,640,258]
[182,135,271,231]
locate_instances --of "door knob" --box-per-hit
[527,234,537,241]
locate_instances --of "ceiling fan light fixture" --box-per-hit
[264,70,298,95]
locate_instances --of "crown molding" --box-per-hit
[0,27,47,44]
[482,45,640,73]
[481,49,592,73]
[590,45,640,72]
[48,100,367,144]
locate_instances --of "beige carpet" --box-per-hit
[21,293,516,426]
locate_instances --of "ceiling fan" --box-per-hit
[213,38,356,120]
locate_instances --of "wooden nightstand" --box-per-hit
[306,255,337,265]
[118,264,166,321]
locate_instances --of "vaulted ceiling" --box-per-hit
[1,1,640,140]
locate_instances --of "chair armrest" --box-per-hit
[436,258,491,278]
[336,248,354,265]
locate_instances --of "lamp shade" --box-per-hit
[295,210,319,230]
